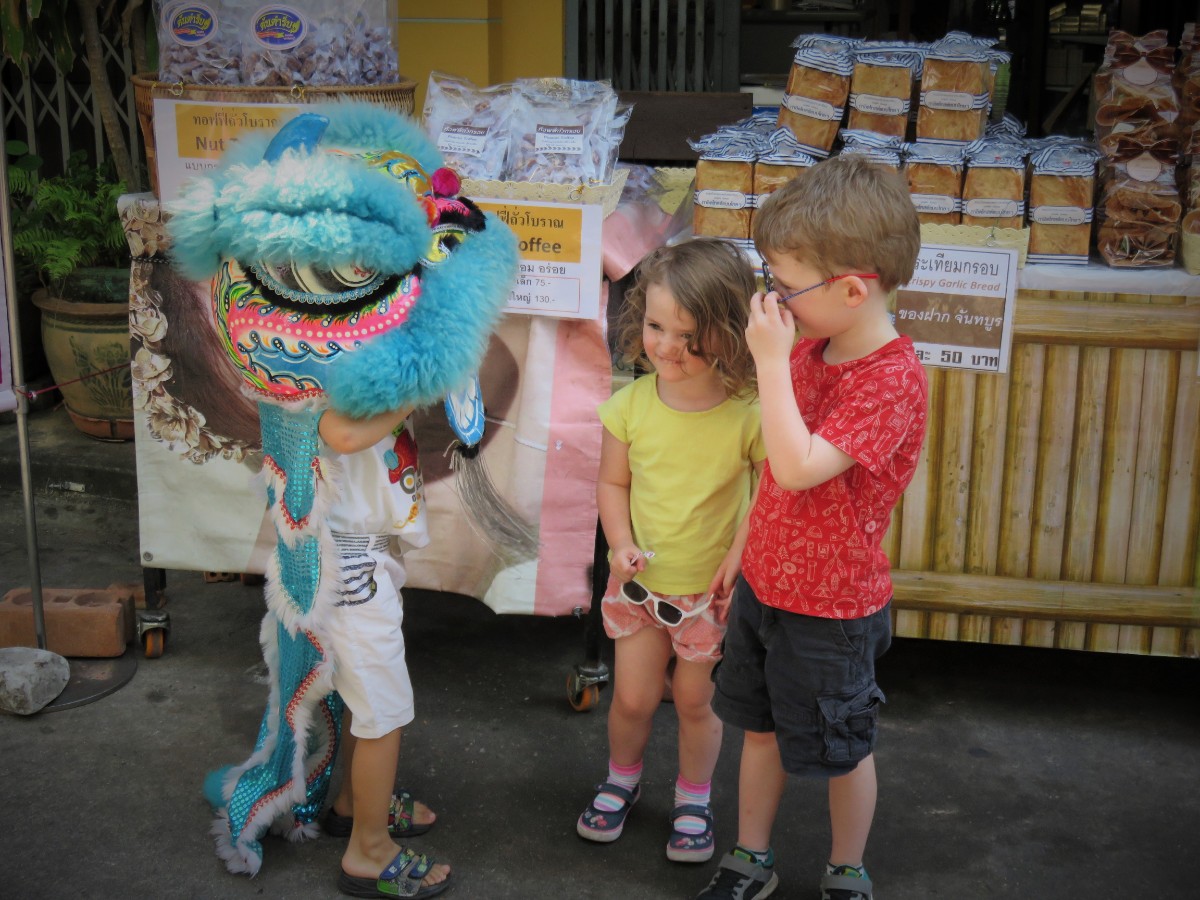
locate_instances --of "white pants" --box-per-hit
[325,532,415,739]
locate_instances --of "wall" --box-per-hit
[395,1,565,113]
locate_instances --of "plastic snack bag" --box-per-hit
[504,78,624,185]
[156,0,244,85]
[423,72,512,180]
[239,0,398,86]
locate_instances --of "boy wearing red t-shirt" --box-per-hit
[697,155,927,900]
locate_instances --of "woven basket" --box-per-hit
[462,168,630,220]
[131,73,417,196]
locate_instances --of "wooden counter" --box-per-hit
[886,284,1200,657]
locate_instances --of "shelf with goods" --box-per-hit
[682,23,1200,657]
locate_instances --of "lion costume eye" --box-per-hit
[251,261,386,306]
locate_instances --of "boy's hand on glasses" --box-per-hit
[610,543,649,582]
[747,291,796,366]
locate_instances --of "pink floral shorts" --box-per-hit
[600,574,726,662]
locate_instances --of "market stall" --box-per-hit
[127,12,1199,662]
[683,25,1200,658]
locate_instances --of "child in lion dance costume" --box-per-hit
[168,102,519,898]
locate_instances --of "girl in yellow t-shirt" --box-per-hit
[577,238,765,864]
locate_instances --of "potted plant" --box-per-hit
[8,142,133,439]
[3,3,147,437]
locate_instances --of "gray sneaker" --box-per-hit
[695,851,779,899]
[821,865,874,900]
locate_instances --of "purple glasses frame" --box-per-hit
[761,262,879,304]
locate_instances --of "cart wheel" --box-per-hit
[143,629,166,659]
[567,673,600,712]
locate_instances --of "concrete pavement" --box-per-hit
[1,407,1198,899]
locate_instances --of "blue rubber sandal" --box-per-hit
[576,781,641,842]
[337,847,450,899]
[666,803,715,862]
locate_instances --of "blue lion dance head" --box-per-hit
[169,100,519,420]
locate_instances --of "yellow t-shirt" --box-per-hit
[598,374,766,595]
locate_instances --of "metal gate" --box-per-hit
[1,34,142,181]
[565,0,740,92]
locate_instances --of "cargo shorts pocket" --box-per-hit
[816,684,886,765]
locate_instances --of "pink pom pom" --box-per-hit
[431,166,461,197]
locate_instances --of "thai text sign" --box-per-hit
[474,199,603,320]
[896,244,1018,374]
[153,99,302,201]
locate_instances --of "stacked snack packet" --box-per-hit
[1026,142,1101,265]
[1175,23,1200,272]
[1092,30,1182,267]
[421,73,631,187]
[690,116,817,250]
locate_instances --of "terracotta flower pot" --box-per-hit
[31,269,134,441]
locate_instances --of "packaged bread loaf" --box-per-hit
[751,129,817,214]
[1027,145,1099,264]
[902,141,965,224]
[837,130,903,170]
[690,134,756,240]
[961,140,1027,228]
[917,39,992,144]
[987,112,1026,139]
[777,44,855,157]
[847,46,924,139]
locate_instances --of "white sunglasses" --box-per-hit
[619,580,711,627]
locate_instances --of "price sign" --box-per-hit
[153,99,303,202]
[896,244,1018,374]
[474,199,604,320]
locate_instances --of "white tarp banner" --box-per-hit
[123,193,607,617]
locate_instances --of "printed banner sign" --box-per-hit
[122,192,606,616]
[474,199,604,319]
[153,99,303,201]
[896,243,1018,374]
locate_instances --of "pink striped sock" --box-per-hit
[593,759,642,812]
[673,775,711,834]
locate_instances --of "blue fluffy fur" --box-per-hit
[167,99,520,417]
[168,101,445,280]
[325,211,519,418]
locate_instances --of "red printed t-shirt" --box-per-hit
[742,335,928,619]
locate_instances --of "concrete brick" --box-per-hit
[0,588,128,658]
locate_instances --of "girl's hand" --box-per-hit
[706,548,742,625]
[746,290,796,367]
[609,544,648,583]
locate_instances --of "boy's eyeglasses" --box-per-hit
[761,262,879,304]
[618,580,711,628]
